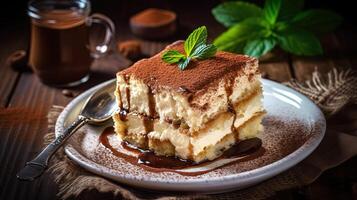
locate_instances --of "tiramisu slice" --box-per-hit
[113,41,264,163]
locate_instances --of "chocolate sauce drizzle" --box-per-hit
[119,75,157,140]
[110,76,263,175]
[138,152,195,169]
[225,79,238,138]
[118,87,123,109]
[124,75,131,111]
[99,127,264,176]
[142,87,156,146]
[119,108,128,121]
[148,87,157,117]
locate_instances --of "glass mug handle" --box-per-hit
[86,13,115,58]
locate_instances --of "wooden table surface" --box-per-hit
[0,1,356,199]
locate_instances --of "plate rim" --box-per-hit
[55,78,326,189]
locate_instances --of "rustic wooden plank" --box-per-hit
[0,24,28,107]
[0,50,130,200]
[0,59,19,107]
[1,1,355,199]
[291,57,334,82]
[260,61,293,82]
[0,74,60,200]
[291,33,356,82]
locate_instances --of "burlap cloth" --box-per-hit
[45,68,357,200]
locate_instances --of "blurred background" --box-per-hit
[1,0,356,25]
[1,0,356,45]
[0,1,356,200]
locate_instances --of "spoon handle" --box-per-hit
[17,115,89,181]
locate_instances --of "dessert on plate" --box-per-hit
[113,40,265,163]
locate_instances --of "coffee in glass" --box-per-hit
[28,0,114,86]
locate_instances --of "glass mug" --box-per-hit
[27,0,115,86]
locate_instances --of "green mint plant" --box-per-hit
[162,26,217,70]
[212,0,342,57]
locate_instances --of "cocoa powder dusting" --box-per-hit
[130,8,175,26]
[119,41,257,94]
[0,107,46,128]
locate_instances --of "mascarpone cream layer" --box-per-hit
[115,72,262,132]
[113,91,264,162]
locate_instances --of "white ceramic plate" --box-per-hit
[55,79,326,193]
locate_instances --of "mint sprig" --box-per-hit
[162,26,217,70]
[212,0,342,57]
[211,2,263,27]
[161,50,185,64]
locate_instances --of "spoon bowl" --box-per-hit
[81,83,117,123]
[17,81,117,181]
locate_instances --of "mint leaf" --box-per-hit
[184,26,207,56]
[162,26,216,70]
[264,0,282,24]
[278,0,304,21]
[212,2,263,27]
[191,44,217,59]
[291,9,342,35]
[244,37,276,57]
[178,58,190,70]
[214,18,270,52]
[161,50,185,64]
[277,27,323,56]
[212,0,341,57]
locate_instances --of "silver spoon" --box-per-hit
[17,82,117,181]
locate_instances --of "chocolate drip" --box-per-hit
[118,88,123,109]
[223,138,262,158]
[172,119,181,129]
[138,152,194,169]
[122,139,195,169]
[227,103,235,114]
[122,140,144,153]
[124,75,131,111]
[140,87,156,147]
[225,80,237,137]
[100,127,196,170]
[118,108,129,136]
[119,108,128,121]
[126,87,131,111]
[100,127,136,163]
[148,87,157,117]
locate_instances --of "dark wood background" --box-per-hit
[0,0,356,199]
